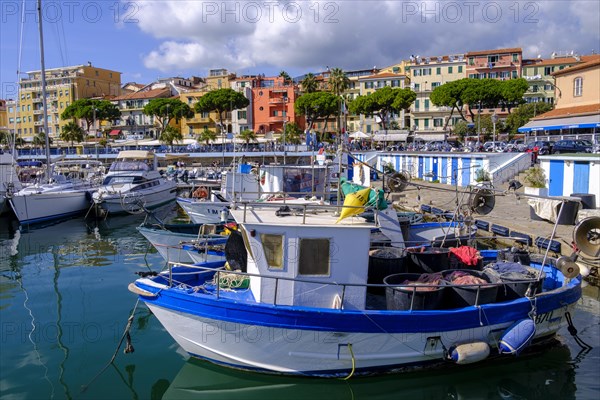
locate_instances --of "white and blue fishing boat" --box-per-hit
[129,202,592,377]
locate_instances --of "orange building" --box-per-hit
[251,76,302,136]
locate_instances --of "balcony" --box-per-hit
[269,97,286,104]
[32,97,43,103]
[186,116,211,124]
[269,116,287,123]
[33,109,43,115]
[34,120,44,126]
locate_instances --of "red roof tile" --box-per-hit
[533,103,600,120]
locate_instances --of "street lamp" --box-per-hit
[283,120,287,165]
[491,112,498,146]
[477,101,482,147]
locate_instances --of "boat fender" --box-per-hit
[499,319,536,356]
[576,262,590,278]
[448,342,490,364]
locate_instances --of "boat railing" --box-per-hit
[234,200,368,224]
[164,261,546,311]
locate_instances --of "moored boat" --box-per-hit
[92,150,177,215]
[129,203,588,377]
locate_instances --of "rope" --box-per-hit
[564,311,593,350]
[81,299,140,393]
[341,344,356,380]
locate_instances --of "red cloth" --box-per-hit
[449,246,481,266]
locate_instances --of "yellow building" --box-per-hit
[180,89,222,138]
[0,100,8,134]
[11,63,121,142]
[519,55,600,140]
[406,53,466,140]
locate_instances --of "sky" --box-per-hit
[1,0,599,99]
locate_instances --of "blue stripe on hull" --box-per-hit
[138,275,580,334]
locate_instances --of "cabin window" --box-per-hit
[298,238,330,276]
[260,234,283,269]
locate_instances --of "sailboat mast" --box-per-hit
[37,0,52,181]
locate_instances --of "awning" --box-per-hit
[372,133,409,142]
[518,114,600,133]
[109,129,121,136]
[414,133,447,141]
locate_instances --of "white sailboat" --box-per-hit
[0,152,22,215]
[8,0,104,226]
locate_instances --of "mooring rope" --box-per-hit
[341,344,356,380]
[564,311,593,350]
[80,299,140,393]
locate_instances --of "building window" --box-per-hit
[424,99,429,110]
[415,100,420,110]
[298,238,330,276]
[431,82,441,89]
[238,110,247,119]
[261,234,284,269]
[424,119,429,128]
[512,53,519,62]
[433,118,443,127]
[573,77,583,97]
[488,55,499,63]
[458,66,463,73]
[448,66,453,74]
[436,67,441,75]
[414,83,420,91]
[468,57,474,65]
[413,119,419,129]
[511,70,518,79]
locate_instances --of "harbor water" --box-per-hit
[1,210,599,399]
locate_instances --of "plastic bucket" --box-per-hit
[443,270,498,308]
[406,247,450,273]
[384,273,446,311]
[368,248,406,294]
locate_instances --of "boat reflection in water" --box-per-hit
[162,342,576,400]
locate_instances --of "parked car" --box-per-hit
[526,141,553,155]
[506,139,526,152]
[551,140,593,154]
[483,141,506,152]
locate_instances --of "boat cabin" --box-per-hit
[230,206,373,310]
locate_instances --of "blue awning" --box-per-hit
[518,114,600,133]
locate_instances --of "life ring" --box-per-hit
[193,186,209,199]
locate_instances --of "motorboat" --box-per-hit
[129,201,592,377]
[137,224,227,264]
[9,159,104,225]
[92,150,177,215]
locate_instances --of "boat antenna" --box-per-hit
[37,0,52,183]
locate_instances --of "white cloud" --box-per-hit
[133,1,600,76]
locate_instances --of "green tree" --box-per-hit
[430,79,470,127]
[238,129,257,150]
[452,120,470,141]
[281,122,303,151]
[328,68,351,134]
[350,87,416,130]
[294,91,339,136]
[279,71,292,85]
[61,99,120,136]
[159,125,183,149]
[197,127,217,146]
[32,131,52,149]
[194,89,250,137]
[300,73,318,93]
[505,102,554,135]
[143,98,194,136]
[59,121,85,147]
[499,78,529,113]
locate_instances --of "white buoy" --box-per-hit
[449,342,490,364]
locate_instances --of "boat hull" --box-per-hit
[94,182,177,214]
[177,198,230,224]
[9,189,92,225]
[135,268,581,376]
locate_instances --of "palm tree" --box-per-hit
[300,73,318,93]
[60,121,85,150]
[238,129,257,150]
[328,68,350,137]
[159,125,183,150]
[279,70,292,85]
[197,127,217,148]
